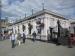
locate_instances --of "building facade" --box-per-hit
[70,22,75,34]
[0,19,9,33]
[8,9,71,41]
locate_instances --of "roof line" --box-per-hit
[11,9,69,26]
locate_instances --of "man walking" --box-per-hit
[10,33,16,48]
[22,32,26,43]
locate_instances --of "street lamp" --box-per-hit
[0,0,2,19]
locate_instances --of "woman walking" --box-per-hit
[10,33,16,48]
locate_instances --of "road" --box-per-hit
[0,39,75,56]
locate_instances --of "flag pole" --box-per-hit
[0,0,2,19]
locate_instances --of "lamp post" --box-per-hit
[0,0,2,19]
[0,0,2,33]
[31,9,34,15]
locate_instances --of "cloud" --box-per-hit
[45,0,75,19]
[1,0,75,20]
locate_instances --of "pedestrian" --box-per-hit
[22,32,26,44]
[0,33,1,40]
[10,33,16,48]
[32,31,36,42]
[0,33,3,40]
[47,33,50,42]
[17,33,21,46]
[3,34,5,40]
[68,34,73,48]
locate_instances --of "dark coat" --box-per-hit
[23,33,26,39]
[32,32,36,37]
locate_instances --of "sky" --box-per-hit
[1,0,75,21]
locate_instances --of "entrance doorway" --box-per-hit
[47,27,54,42]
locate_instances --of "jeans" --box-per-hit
[11,40,15,48]
[23,38,25,43]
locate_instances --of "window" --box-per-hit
[36,18,41,24]
[28,23,33,34]
[37,29,41,34]
[22,25,25,32]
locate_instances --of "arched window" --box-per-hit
[28,23,33,34]
[36,23,44,34]
[18,26,19,33]
[22,25,26,32]
[40,23,44,29]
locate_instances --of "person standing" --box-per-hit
[32,31,36,42]
[68,34,73,48]
[0,33,3,40]
[10,33,16,48]
[0,33,2,40]
[47,33,50,42]
[22,32,26,43]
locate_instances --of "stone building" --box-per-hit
[8,9,71,41]
[0,19,9,33]
[69,19,75,34]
